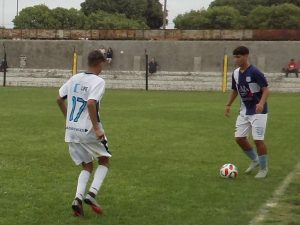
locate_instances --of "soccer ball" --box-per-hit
[220,163,238,178]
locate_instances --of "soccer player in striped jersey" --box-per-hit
[225,46,270,179]
[57,50,111,216]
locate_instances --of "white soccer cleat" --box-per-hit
[245,160,259,174]
[255,168,268,179]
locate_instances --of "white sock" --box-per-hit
[89,165,108,196]
[75,170,91,200]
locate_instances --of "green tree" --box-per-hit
[51,8,86,29]
[13,5,56,29]
[173,10,209,29]
[85,10,148,29]
[144,0,163,29]
[209,0,300,15]
[13,4,149,29]
[248,3,300,28]
[117,0,147,20]
[80,0,163,28]
[81,0,117,15]
[209,0,267,16]
[174,0,300,29]
[205,6,241,29]
[174,7,241,29]
[247,6,272,28]
[267,0,300,6]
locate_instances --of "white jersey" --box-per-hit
[59,72,105,143]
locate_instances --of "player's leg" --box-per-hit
[83,140,112,214]
[88,156,109,196]
[69,143,93,216]
[75,162,93,200]
[252,114,268,178]
[72,162,93,217]
[235,115,259,173]
[85,156,110,214]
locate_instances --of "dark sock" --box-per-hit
[88,191,96,198]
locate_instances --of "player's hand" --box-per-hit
[256,103,264,113]
[95,128,105,140]
[225,105,231,117]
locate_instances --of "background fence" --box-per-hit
[1,29,300,40]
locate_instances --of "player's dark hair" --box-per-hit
[233,46,249,56]
[88,50,106,67]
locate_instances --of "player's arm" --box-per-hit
[256,87,269,113]
[225,90,238,117]
[225,73,238,117]
[254,70,270,113]
[56,96,67,118]
[87,99,105,140]
[57,80,71,118]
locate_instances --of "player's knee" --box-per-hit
[82,162,93,172]
[235,137,246,144]
[98,156,110,167]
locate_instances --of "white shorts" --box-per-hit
[235,114,268,140]
[68,142,112,165]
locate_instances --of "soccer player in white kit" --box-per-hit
[225,46,270,179]
[57,50,111,216]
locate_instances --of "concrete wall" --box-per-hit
[0,40,300,72]
[2,69,300,92]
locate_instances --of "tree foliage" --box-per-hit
[174,0,300,29]
[85,10,148,29]
[210,0,300,15]
[173,10,208,30]
[13,4,149,29]
[209,0,267,16]
[13,5,56,29]
[144,0,164,29]
[174,7,241,29]
[205,6,241,29]
[80,0,163,28]
[266,0,300,6]
[51,7,86,29]
[248,3,300,28]
[81,0,117,15]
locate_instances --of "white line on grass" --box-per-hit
[249,162,300,225]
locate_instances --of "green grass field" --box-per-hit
[0,87,299,225]
[262,165,300,225]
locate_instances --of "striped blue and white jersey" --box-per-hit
[232,65,268,115]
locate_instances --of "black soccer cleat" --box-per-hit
[72,198,84,217]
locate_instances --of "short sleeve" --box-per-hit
[59,79,70,98]
[88,79,105,101]
[231,73,237,90]
[253,69,268,88]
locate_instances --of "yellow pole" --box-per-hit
[222,54,228,92]
[72,48,78,75]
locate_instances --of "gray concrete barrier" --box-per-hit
[1,68,299,92]
[0,40,299,73]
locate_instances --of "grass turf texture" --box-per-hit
[0,87,299,225]
[262,167,300,225]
